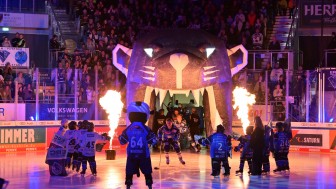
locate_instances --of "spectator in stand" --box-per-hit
[18,83,24,103]
[270,63,284,88]
[273,84,283,101]
[278,0,288,16]
[56,61,66,94]
[86,38,95,52]
[247,10,257,27]
[14,72,25,86]
[263,62,273,82]
[268,36,281,64]
[288,0,296,19]
[65,61,73,94]
[11,33,20,47]
[252,28,263,49]
[0,74,4,88]
[23,83,34,102]
[17,34,26,47]
[234,9,245,33]
[277,74,286,90]
[3,63,13,82]
[254,74,266,104]
[2,37,12,47]
[50,35,60,50]
[0,85,12,102]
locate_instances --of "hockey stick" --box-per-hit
[154,142,162,170]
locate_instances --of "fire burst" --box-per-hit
[99,90,124,149]
[233,86,256,134]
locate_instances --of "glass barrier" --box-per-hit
[324,50,336,67]
[0,0,47,13]
[247,50,294,70]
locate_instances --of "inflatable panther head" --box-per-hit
[113,29,247,134]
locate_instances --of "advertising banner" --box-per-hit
[0,127,46,152]
[0,103,26,121]
[0,12,48,29]
[322,69,336,91]
[300,0,336,27]
[26,103,96,120]
[0,47,30,67]
[290,129,329,150]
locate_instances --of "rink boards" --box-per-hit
[0,120,335,153]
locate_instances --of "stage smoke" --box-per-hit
[99,90,124,149]
[233,87,256,134]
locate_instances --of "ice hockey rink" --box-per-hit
[0,149,335,189]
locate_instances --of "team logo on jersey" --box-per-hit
[0,50,10,62]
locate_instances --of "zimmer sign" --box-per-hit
[0,127,46,152]
[301,0,336,27]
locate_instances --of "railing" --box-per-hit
[285,6,300,49]
[246,50,303,70]
[324,49,336,67]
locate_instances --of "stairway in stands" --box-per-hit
[53,9,79,53]
[262,15,293,67]
[271,15,292,50]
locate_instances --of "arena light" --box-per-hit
[2,27,9,31]
[99,90,124,149]
[233,86,256,134]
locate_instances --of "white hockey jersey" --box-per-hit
[79,132,106,157]
[63,130,77,153]
[75,129,87,153]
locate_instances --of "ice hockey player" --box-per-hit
[271,121,292,172]
[234,126,254,175]
[63,121,78,169]
[157,117,186,165]
[79,121,110,176]
[262,123,272,175]
[118,101,157,189]
[73,121,86,172]
[198,124,232,177]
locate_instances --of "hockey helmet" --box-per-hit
[216,124,225,133]
[127,101,150,123]
[276,122,284,131]
[87,122,95,132]
[68,121,77,130]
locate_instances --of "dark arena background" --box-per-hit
[0,0,336,189]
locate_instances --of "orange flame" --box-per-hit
[233,86,256,134]
[99,90,124,149]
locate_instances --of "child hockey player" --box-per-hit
[262,123,272,175]
[198,125,232,177]
[234,126,253,175]
[271,121,292,172]
[73,121,86,172]
[63,121,77,169]
[79,121,110,176]
[158,117,186,165]
[118,101,157,189]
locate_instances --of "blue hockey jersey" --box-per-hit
[119,122,157,159]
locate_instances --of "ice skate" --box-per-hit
[273,168,282,173]
[166,157,170,165]
[80,169,86,176]
[235,170,243,175]
[262,170,270,175]
[224,173,230,178]
[179,157,186,165]
[126,185,131,189]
